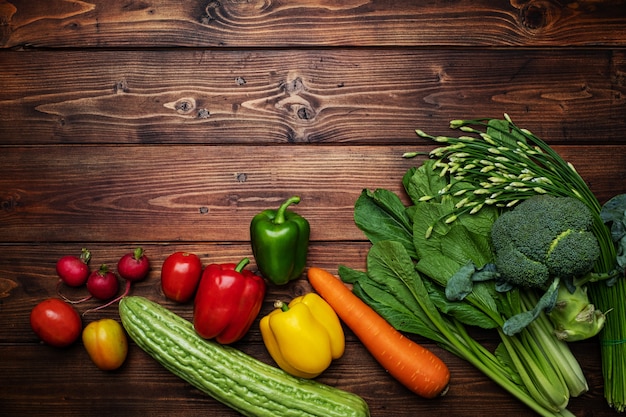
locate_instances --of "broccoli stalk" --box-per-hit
[550,284,606,342]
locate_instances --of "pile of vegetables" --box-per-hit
[28,131,626,416]
[32,247,150,370]
[339,115,626,415]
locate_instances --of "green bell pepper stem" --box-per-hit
[274,196,301,225]
[235,257,250,273]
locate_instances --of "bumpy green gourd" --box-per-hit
[119,296,370,417]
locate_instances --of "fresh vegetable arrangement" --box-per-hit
[338,115,626,414]
[31,248,150,372]
[26,139,625,417]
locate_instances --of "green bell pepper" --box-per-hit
[250,196,310,285]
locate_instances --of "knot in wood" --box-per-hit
[114,79,129,94]
[281,77,305,94]
[197,108,210,119]
[297,106,315,120]
[176,100,194,113]
[202,1,221,24]
[276,77,317,123]
[164,97,197,115]
[518,0,559,32]
[1,191,21,212]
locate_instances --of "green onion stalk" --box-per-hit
[405,114,624,410]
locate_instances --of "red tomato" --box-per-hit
[161,252,203,303]
[82,319,128,371]
[30,298,82,347]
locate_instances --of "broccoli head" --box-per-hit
[490,194,600,288]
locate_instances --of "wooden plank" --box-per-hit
[1,0,626,48]
[0,49,625,145]
[2,144,625,243]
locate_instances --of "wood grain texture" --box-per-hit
[1,0,626,48]
[2,0,626,416]
[0,49,625,145]
[1,144,625,243]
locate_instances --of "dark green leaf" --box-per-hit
[502,279,559,336]
[337,264,367,285]
[404,159,448,205]
[366,240,448,328]
[445,262,476,301]
[353,279,445,344]
[354,189,417,259]
[487,118,527,146]
[425,279,499,330]
[600,193,626,227]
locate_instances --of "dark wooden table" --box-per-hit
[2,1,626,416]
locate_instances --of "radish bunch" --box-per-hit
[56,247,150,314]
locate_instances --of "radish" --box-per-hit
[117,247,150,283]
[56,248,92,302]
[56,248,91,286]
[84,248,150,314]
[86,264,119,300]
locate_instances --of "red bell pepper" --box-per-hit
[193,258,266,344]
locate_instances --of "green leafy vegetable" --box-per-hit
[406,115,624,411]
[340,116,626,415]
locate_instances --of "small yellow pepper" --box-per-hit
[82,318,128,371]
[260,292,344,379]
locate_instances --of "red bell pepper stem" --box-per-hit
[235,257,250,273]
[273,196,301,225]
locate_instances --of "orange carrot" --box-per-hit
[307,266,450,399]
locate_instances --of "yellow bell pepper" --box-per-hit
[260,292,344,379]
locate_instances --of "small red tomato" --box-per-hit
[117,247,150,282]
[161,252,203,303]
[56,248,91,287]
[30,298,82,347]
[86,264,119,300]
[82,318,128,371]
